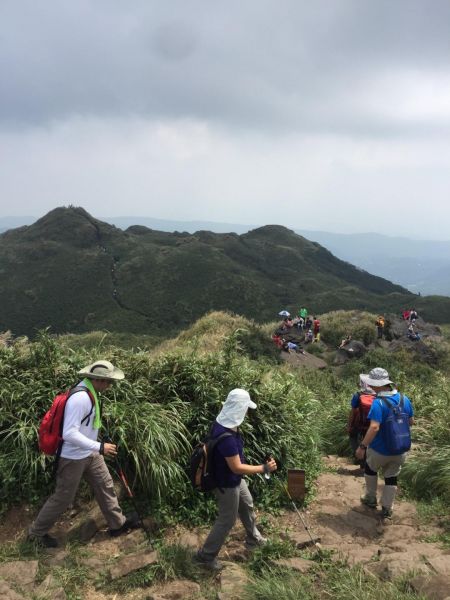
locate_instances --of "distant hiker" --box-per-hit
[296,316,305,332]
[375,315,385,339]
[194,389,277,571]
[407,324,420,341]
[28,360,137,547]
[305,316,313,332]
[313,317,320,342]
[402,309,411,321]
[356,368,414,520]
[409,308,418,323]
[305,329,314,343]
[339,334,352,349]
[298,307,308,323]
[347,375,375,465]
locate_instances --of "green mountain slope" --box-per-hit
[0,206,448,336]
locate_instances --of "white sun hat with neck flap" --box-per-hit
[216,388,257,429]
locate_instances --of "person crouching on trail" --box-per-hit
[194,389,277,571]
[356,368,414,520]
[28,360,137,547]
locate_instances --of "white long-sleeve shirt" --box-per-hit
[60,384,102,460]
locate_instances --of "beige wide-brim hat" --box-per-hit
[78,360,125,381]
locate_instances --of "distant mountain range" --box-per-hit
[1,213,450,298]
[3,206,449,337]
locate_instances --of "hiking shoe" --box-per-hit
[381,507,393,520]
[27,534,58,548]
[360,494,377,509]
[245,536,268,550]
[109,517,141,538]
[192,551,223,572]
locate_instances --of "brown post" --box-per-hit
[287,469,305,502]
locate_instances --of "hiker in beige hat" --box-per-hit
[28,360,137,547]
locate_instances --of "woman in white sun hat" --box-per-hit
[194,388,277,571]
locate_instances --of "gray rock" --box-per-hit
[34,574,67,600]
[0,560,39,592]
[0,579,27,600]
[42,549,69,567]
[67,505,104,542]
[218,562,249,600]
[176,531,201,550]
[427,555,450,577]
[109,550,158,580]
[274,557,315,572]
[118,528,147,551]
[366,552,430,581]
[147,579,201,599]
[287,530,321,549]
[410,574,450,600]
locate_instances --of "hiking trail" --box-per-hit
[1,456,449,599]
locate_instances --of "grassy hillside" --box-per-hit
[1,206,450,338]
[0,311,449,599]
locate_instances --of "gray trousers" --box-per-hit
[29,454,126,537]
[200,479,263,560]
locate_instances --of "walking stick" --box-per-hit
[103,434,153,544]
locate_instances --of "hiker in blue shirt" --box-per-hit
[355,368,414,520]
[194,389,277,571]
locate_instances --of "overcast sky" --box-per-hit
[1,1,450,239]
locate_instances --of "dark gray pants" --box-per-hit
[29,454,126,537]
[200,479,263,560]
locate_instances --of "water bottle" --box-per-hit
[264,454,273,480]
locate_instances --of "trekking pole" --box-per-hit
[103,435,153,544]
[284,483,321,552]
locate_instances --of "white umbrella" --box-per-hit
[278,310,290,317]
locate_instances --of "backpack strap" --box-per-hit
[68,385,96,426]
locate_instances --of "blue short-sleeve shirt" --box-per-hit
[368,392,414,455]
[351,392,361,408]
[210,421,245,488]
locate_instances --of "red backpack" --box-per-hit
[355,392,376,434]
[38,386,95,455]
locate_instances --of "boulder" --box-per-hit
[218,562,249,600]
[286,530,321,549]
[410,573,450,600]
[147,579,201,599]
[67,505,104,542]
[273,557,315,572]
[366,552,430,581]
[34,574,67,600]
[0,560,39,592]
[109,550,158,580]
[0,579,27,600]
[335,340,366,364]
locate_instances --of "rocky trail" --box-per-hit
[1,456,449,600]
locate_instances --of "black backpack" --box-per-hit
[190,427,233,493]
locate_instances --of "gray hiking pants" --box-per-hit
[200,479,263,560]
[29,454,126,537]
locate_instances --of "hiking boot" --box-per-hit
[27,534,58,548]
[381,507,393,520]
[192,551,223,572]
[109,517,141,538]
[245,536,268,550]
[360,494,377,509]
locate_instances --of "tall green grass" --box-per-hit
[1,314,449,517]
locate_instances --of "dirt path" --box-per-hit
[304,456,450,581]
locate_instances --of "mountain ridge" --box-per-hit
[1,206,449,337]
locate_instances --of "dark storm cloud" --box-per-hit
[1,0,450,135]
